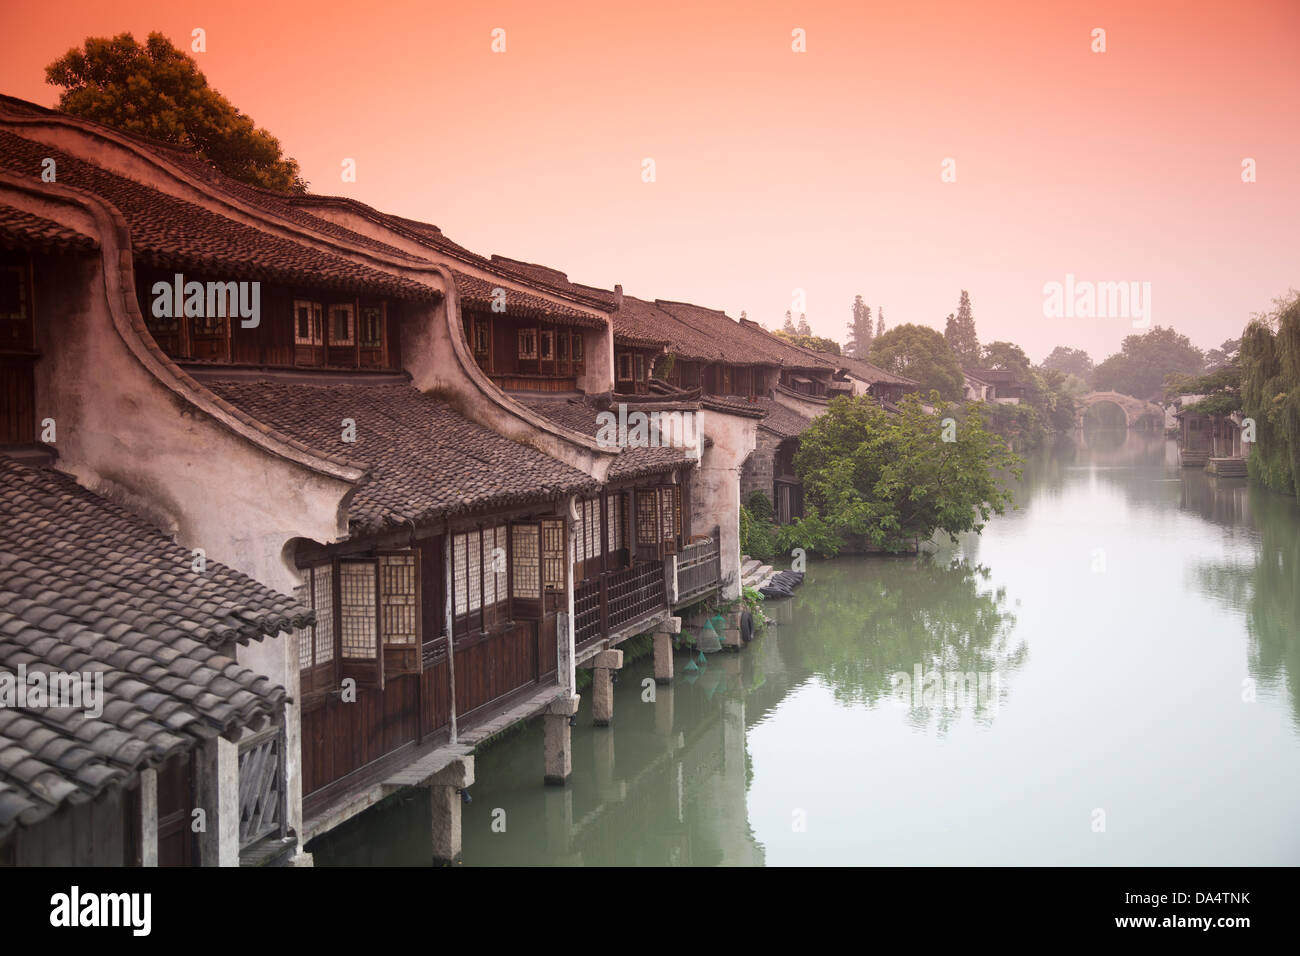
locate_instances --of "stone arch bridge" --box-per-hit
[1076,391,1165,429]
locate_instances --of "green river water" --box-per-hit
[312,430,1300,866]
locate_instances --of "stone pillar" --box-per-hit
[653,616,681,685]
[590,649,623,726]
[544,693,581,785]
[428,756,474,865]
[138,768,158,867]
[195,735,240,867]
[721,608,743,649]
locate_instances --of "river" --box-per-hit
[311,430,1300,866]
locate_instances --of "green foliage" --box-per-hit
[1092,326,1204,400]
[46,32,306,192]
[846,296,872,359]
[739,503,778,560]
[780,393,1020,553]
[869,323,965,400]
[1240,291,1300,498]
[1166,363,1242,417]
[772,330,841,355]
[1041,346,1094,383]
[746,490,774,522]
[980,340,1032,376]
[943,290,980,366]
[652,352,675,381]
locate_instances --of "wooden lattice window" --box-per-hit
[297,565,336,696]
[328,304,355,346]
[0,260,33,351]
[539,329,554,361]
[518,328,538,359]
[360,306,383,349]
[338,560,377,657]
[542,518,566,591]
[474,318,490,354]
[511,523,540,599]
[659,484,681,554]
[294,300,323,345]
[380,553,418,645]
[573,332,583,362]
[557,332,569,362]
[606,493,624,553]
[637,490,660,547]
[635,354,646,382]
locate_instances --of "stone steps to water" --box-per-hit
[1206,457,1248,478]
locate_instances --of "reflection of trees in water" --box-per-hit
[786,555,1026,732]
[1193,488,1300,726]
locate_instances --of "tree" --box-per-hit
[796,313,812,336]
[1092,326,1204,399]
[980,341,1032,376]
[1204,337,1241,372]
[1239,291,1300,498]
[47,32,306,191]
[869,323,964,400]
[846,295,873,358]
[773,330,841,355]
[1041,346,1094,382]
[943,290,980,366]
[777,393,1020,554]
[877,310,886,338]
[783,310,797,335]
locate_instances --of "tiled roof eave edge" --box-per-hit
[288,195,614,314]
[0,172,369,487]
[0,111,449,297]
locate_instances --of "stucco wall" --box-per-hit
[692,410,758,600]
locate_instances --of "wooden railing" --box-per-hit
[574,561,670,650]
[237,724,287,850]
[676,527,721,605]
[574,577,602,647]
[608,562,668,631]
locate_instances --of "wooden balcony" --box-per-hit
[574,561,671,652]
[675,528,721,606]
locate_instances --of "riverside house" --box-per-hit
[0,93,753,862]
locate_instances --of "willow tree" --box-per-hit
[1240,291,1300,498]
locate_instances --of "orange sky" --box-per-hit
[3,0,1297,362]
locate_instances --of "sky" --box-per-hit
[3,0,1297,363]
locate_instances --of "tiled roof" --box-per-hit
[451,270,606,328]
[969,368,1023,386]
[0,457,293,836]
[753,398,815,439]
[0,206,98,254]
[736,319,842,371]
[206,380,597,531]
[838,354,920,387]
[699,394,768,418]
[521,398,690,480]
[0,130,434,301]
[607,295,675,349]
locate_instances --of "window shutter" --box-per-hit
[380,551,421,675]
[541,518,566,592]
[658,485,679,554]
[636,489,662,561]
[338,558,383,689]
[510,522,542,619]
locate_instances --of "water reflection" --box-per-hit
[312,431,1300,866]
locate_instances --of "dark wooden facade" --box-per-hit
[463,306,588,392]
[0,251,38,443]
[135,268,403,372]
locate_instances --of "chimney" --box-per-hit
[614,284,623,310]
